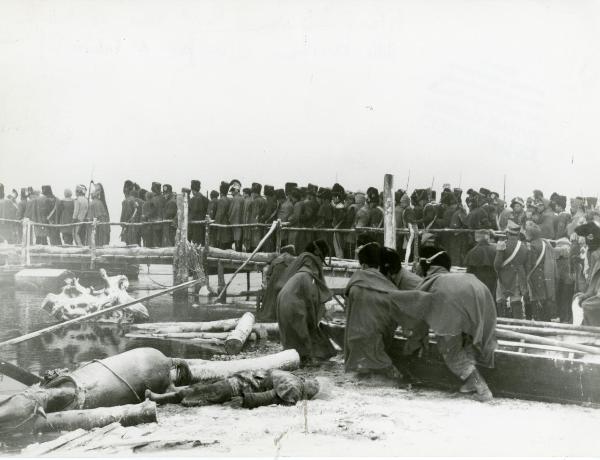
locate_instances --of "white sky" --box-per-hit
[1,0,600,221]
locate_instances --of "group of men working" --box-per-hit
[0,183,110,246]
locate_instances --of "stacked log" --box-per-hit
[186,349,300,382]
[224,312,256,355]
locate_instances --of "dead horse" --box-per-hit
[0,348,191,434]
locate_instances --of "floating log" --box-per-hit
[186,349,300,383]
[496,324,600,339]
[495,328,600,355]
[129,318,240,334]
[0,359,42,385]
[32,401,157,434]
[225,312,256,355]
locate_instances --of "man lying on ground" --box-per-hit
[145,369,331,409]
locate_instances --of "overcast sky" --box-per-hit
[1,0,599,221]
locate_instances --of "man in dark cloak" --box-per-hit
[188,180,208,245]
[464,229,498,297]
[287,187,305,254]
[120,180,140,245]
[38,185,60,245]
[242,187,253,251]
[524,222,557,321]
[552,195,571,239]
[276,239,336,366]
[574,222,600,325]
[256,245,296,322]
[249,183,267,252]
[141,191,157,247]
[207,190,219,221]
[215,181,232,249]
[163,184,178,246]
[87,183,110,246]
[150,182,164,247]
[146,369,328,409]
[315,188,334,250]
[331,183,347,259]
[366,187,383,245]
[398,246,496,402]
[344,243,430,379]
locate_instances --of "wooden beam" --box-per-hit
[383,173,396,249]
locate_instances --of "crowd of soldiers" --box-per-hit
[0,183,110,246]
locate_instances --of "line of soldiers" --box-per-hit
[0,183,110,246]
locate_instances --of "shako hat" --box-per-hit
[219,181,230,195]
[263,185,275,196]
[41,185,53,197]
[251,183,262,194]
[285,182,298,195]
[307,183,318,195]
[317,187,331,200]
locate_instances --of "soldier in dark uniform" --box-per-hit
[242,187,253,251]
[150,182,164,247]
[228,180,245,252]
[331,183,347,259]
[207,190,219,221]
[464,229,498,297]
[120,180,140,245]
[261,185,277,252]
[188,180,208,245]
[215,181,232,250]
[315,187,334,250]
[249,183,267,252]
[163,184,178,246]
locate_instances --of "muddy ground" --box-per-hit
[22,344,600,457]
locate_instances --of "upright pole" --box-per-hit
[203,214,211,292]
[383,174,396,249]
[21,219,29,266]
[275,219,282,254]
[173,193,189,308]
[89,218,97,269]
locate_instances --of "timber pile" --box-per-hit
[126,316,279,353]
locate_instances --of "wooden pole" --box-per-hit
[383,173,396,249]
[412,224,420,273]
[89,218,97,269]
[275,219,282,253]
[173,193,189,307]
[21,218,29,266]
[203,214,211,291]
[495,328,600,355]
[217,259,226,302]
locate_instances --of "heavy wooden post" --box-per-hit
[89,218,97,269]
[412,225,420,273]
[203,214,211,291]
[217,259,226,302]
[173,193,189,307]
[383,173,396,249]
[275,219,282,253]
[21,218,30,266]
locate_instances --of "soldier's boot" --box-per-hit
[510,300,524,319]
[461,369,493,402]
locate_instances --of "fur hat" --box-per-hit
[210,190,219,199]
[191,180,201,192]
[285,182,298,194]
[380,247,402,276]
[251,183,262,194]
[242,187,252,195]
[264,185,275,197]
[317,187,332,200]
[162,184,173,194]
[219,181,230,195]
[123,180,134,195]
[575,222,600,249]
[510,197,525,209]
[307,183,318,196]
[479,187,492,198]
[41,185,53,197]
[331,183,345,197]
[229,179,241,192]
[305,239,330,262]
[357,242,381,267]
[366,187,379,203]
[275,189,286,200]
[151,182,161,194]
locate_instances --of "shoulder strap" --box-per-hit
[502,240,522,267]
[527,241,547,278]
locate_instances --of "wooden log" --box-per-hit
[129,318,240,333]
[153,331,230,340]
[275,219,282,253]
[31,401,157,434]
[21,218,29,266]
[495,328,600,355]
[496,317,600,334]
[497,324,600,339]
[186,349,300,383]
[173,193,189,306]
[0,358,43,385]
[225,312,256,355]
[383,173,395,249]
